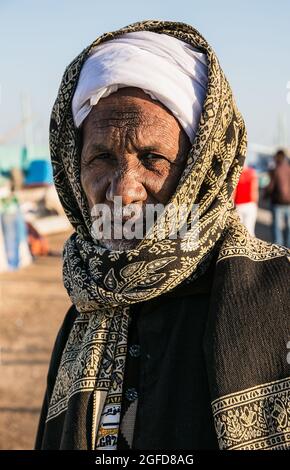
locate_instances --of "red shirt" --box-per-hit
[234,167,257,204]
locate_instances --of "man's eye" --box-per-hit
[142,153,165,161]
[95,153,111,160]
[83,152,113,166]
[86,153,111,164]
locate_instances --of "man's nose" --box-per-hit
[106,169,147,206]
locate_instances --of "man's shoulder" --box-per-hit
[215,234,290,301]
[217,230,290,265]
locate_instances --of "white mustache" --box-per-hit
[115,204,143,220]
[93,204,144,224]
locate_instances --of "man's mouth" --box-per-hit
[90,200,167,242]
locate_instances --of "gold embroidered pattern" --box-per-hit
[46,307,129,422]
[212,377,290,450]
[217,221,290,263]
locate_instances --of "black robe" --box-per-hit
[35,245,290,450]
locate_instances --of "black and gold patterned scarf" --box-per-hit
[44,20,289,450]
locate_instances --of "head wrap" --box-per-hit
[72,31,208,143]
[45,20,250,450]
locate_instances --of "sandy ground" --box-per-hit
[0,211,273,450]
[0,232,71,450]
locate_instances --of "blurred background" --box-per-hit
[0,0,290,449]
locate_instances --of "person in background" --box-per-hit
[265,149,290,247]
[233,165,259,236]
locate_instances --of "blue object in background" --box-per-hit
[0,200,31,270]
[25,160,53,186]
[1,210,20,269]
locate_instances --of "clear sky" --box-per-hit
[0,0,290,151]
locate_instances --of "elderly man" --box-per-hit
[35,21,290,451]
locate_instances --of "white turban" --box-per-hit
[72,31,208,143]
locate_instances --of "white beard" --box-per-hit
[91,202,154,251]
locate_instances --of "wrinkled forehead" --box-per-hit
[81,88,188,156]
[82,86,182,132]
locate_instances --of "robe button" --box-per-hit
[125,388,138,402]
[129,344,141,358]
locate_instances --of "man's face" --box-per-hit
[80,87,191,250]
